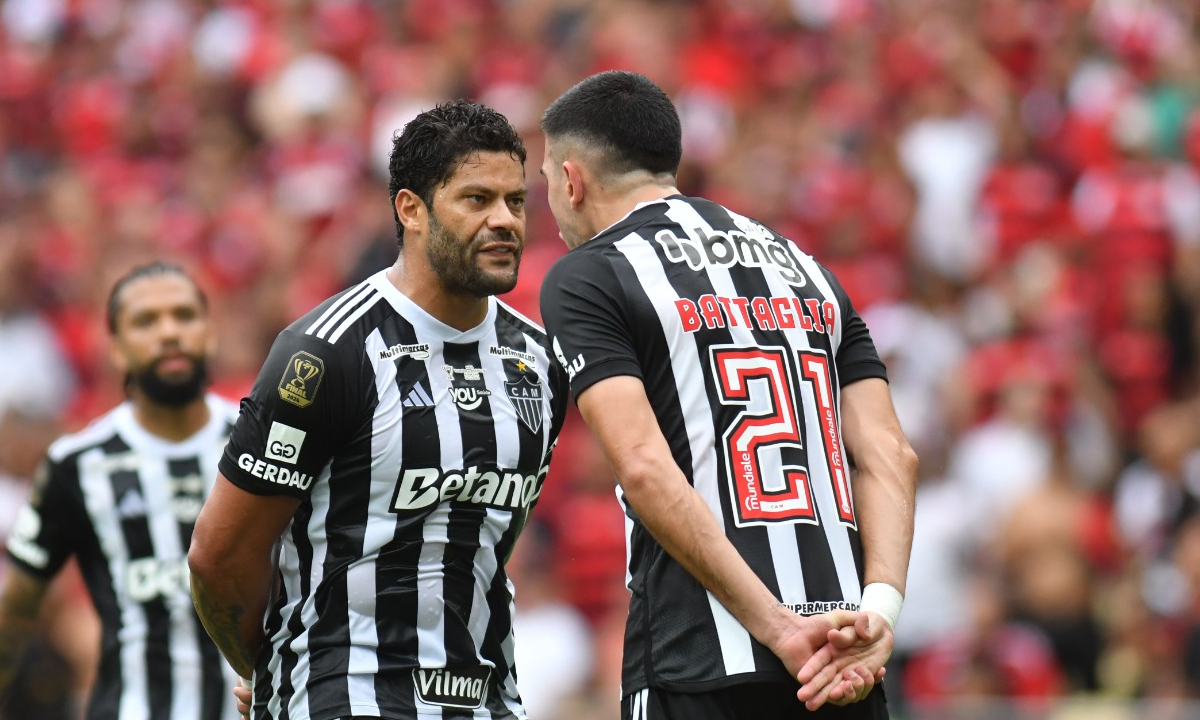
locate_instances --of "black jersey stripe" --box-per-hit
[442,339,493,675]
[107,460,173,718]
[166,456,226,720]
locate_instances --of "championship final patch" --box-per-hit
[505,374,543,433]
[278,351,325,408]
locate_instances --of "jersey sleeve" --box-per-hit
[219,328,361,498]
[818,265,889,387]
[540,252,642,399]
[6,459,81,579]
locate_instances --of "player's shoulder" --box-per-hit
[45,405,124,465]
[284,273,392,351]
[494,299,548,342]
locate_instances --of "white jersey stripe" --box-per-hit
[328,291,384,344]
[78,447,150,720]
[613,232,757,675]
[310,284,375,340]
[305,282,372,337]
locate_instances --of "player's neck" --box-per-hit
[131,394,211,442]
[590,183,678,239]
[386,264,489,332]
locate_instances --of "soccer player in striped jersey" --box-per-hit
[188,101,568,720]
[538,71,919,719]
[0,262,242,720]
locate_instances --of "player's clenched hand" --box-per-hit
[764,609,863,689]
[796,611,893,711]
[234,677,252,719]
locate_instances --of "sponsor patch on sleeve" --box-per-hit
[265,421,306,464]
[278,351,325,408]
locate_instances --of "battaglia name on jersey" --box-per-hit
[674,293,837,336]
[391,465,546,512]
[413,666,491,709]
[237,453,314,490]
[654,226,809,287]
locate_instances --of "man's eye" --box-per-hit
[509,197,526,208]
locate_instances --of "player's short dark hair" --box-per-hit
[540,70,682,178]
[387,100,526,247]
[106,261,207,335]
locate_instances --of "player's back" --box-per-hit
[542,195,889,690]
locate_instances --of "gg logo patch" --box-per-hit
[278,351,325,408]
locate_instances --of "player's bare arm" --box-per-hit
[189,473,299,678]
[576,374,868,687]
[0,565,50,696]
[797,377,918,710]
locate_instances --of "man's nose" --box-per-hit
[487,200,522,234]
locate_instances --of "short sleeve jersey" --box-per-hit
[5,395,241,720]
[219,270,569,720]
[540,195,887,693]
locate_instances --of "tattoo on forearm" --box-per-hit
[192,581,256,678]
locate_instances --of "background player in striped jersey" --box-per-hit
[189,101,568,720]
[0,262,242,720]
[538,71,919,719]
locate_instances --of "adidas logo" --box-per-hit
[402,384,435,408]
[117,489,147,519]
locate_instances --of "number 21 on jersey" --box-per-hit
[709,345,855,529]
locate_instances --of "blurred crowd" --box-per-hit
[2,0,1200,718]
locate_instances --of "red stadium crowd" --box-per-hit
[1,0,1200,718]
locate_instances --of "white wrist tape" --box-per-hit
[859,583,903,630]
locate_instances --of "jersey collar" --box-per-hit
[113,394,229,456]
[367,269,497,343]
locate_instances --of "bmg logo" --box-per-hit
[265,422,307,465]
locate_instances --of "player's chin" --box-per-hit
[477,261,520,287]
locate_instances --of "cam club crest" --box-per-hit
[505,375,544,433]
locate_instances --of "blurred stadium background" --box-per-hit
[1,0,1199,718]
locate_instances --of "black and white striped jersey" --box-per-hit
[219,269,569,720]
[5,394,241,720]
[540,195,889,693]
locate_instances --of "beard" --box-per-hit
[426,212,521,298]
[128,356,209,407]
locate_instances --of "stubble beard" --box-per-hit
[427,212,521,298]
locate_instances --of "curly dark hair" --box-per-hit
[387,100,526,247]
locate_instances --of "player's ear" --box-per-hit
[394,190,427,236]
[562,159,585,210]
